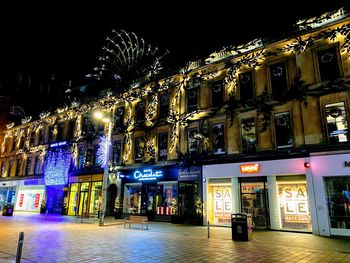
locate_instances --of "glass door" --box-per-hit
[240,178,269,229]
[78,182,90,215]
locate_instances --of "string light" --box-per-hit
[44,147,71,186]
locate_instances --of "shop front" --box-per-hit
[67,174,102,216]
[15,178,45,213]
[310,153,350,237]
[0,180,18,211]
[203,158,317,234]
[120,165,202,223]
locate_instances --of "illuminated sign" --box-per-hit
[50,141,67,148]
[24,179,39,186]
[240,163,260,174]
[134,169,163,181]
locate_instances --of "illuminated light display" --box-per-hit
[97,135,109,167]
[134,169,163,181]
[50,141,67,148]
[44,147,71,186]
[240,163,260,173]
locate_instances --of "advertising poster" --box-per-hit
[212,186,232,224]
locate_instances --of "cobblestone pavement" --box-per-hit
[0,212,350,263]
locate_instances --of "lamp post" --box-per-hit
[94,110,113,226]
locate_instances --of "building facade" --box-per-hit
[1,8,350,235]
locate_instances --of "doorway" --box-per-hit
[78,182,90,215]
[240,177,270,229]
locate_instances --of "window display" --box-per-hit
[325,177,350,230]
[208,182,232,225]
[277,176,311,232]
[15,188,44,212]
[68,183,78,215]
[124,185,142,214]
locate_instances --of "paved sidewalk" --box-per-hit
[0,212,349,262]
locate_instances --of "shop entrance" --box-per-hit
[240,177,270,229]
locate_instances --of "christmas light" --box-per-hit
[97,135,109,167]
[44,147,71,186]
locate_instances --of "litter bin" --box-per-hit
[2,204,14,216]
[231,213,253,241]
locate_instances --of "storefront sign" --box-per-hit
[178,166,201,181]
[240,163,260,173]
[134,169,163,181]
[24,179,39,186]
[50,141,67,148]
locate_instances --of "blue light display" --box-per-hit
[133,168,163,181]
[50,141,67,148]
[44,147,71,186]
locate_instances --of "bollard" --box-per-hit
[16,232,24,263]
[45,210,48,220]
[207,221,210,238]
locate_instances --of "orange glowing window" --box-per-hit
[240,163,260,173]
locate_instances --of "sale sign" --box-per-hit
[34,194,41,208]
[19,194,24,207]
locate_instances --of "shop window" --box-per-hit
[276,175,312,232]
[159,94,170,120]
[178,181,199,219]
[317,46,340,81]
[238,71,254,101]
[34,156,41,175]
[324,177,350,230]
[7,160,13,177]
[274,112,293,149]
[114,106,125,133]
[134,136,145,163]
[78,182,90,216]
[68,183,79,216]
[211,80,224,108]
[208,179,232,225]
[212,123,225,155]
[187,128,198,153]
[25,157,32,176]
[112,141,122,165]
[241,118,257,153]
[15,158,22,176]
[269,61,288,101]
[155,183,178,216]
[90,182,102,214]
[325,102,349,143]
[158,132,168,161]
[187,87,198,112]
[124,185,142,214]
[136,101,146,125]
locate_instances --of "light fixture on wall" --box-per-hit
[304,162,311,168]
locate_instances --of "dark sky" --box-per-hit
[0,0,348,87]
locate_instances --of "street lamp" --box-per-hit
[93,110,113,226]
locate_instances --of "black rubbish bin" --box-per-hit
[231,213,253,241]
[2,204,14,216]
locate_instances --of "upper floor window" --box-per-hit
[30,130,36,146]
[15,158,22,176]
[241,118,257,153]
[238,71,254,101]
[188,128,198,153]
[274,112,293,149]
[114,106,125,133]
[48,125,55,143]
[134,136,145,163]
[7,160,13,177]
[82,115,95,137]
[158,132,168,161]
[325,102,349,143]
[317,46,341,81]
[18,134,25,149]
[25,157,32,176]
[38,128,45,145]
[136,101,146,125]
[212,123,225,155]
[0,160,5,176]
[212,80,224,108]
[78,147,85,170]
[11,137,17,151]
[67,119,76,140]
[159,94,170,120]
[56,122,64,142]
[34,156,41,175]
[112,141,122,165]
[187,87,198,112]
[269,61,288,100]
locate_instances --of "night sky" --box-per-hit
[0,0,348,88]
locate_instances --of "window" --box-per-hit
[112,141,122,164]
[38,128,45,145]
[136,101,146,125]
[34,156,41,175]
[325,102,349,143]
[56,122,64,142]
[269,61,288,100]
[11,137,17,151]
[0,160,5,176]
[158,132,168,161]
[212,80,224,108]
[159,94,170,120]
[48,125,55,143]
[25,157,32,176]
[18,134,25,149]
[30,130,36,146]
[7,160,13,177]
[241,118,257,153]
[67,119,76,140]
[82,115,95,137]
[15,158,22,176]
[317,46,340,81]
[134,136,145,163]
[274,112,293,148]
[212,123,225,154]
[188,128,198,153]
[238,71,254,101]
[325,177,350,230]
[187,87,198,112]
[114,106,125,133]
[78,147,85,170]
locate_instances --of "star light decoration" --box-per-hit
[44,147,71,186]
[97,135,109,167]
